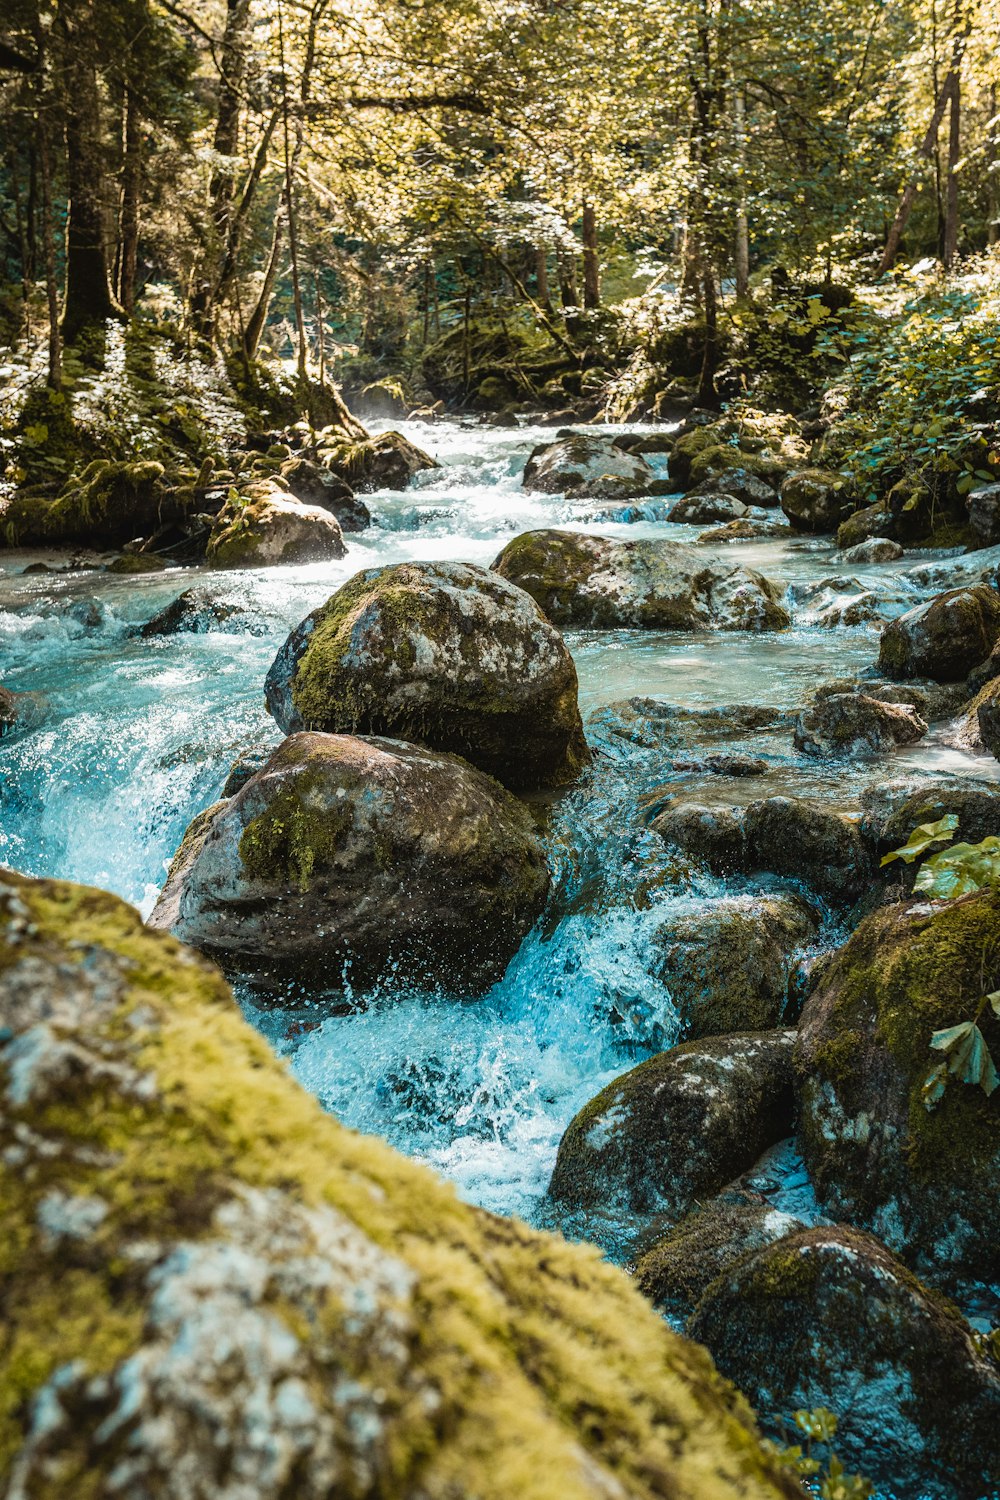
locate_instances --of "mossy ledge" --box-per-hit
[0,869,801,1499]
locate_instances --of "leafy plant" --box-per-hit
[765,1408,873,1499]
[922,992,1000,1110]
[880,814,959,867]
[914,838,1000,899]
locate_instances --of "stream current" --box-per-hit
[2,418,999,1253]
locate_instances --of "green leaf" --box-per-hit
[930,1021,974,1052]
[880,815,959,867]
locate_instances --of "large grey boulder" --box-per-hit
[522,434,658,500]
[149,732,550,995]
[264,560,588,791]
[206,480,347,568]
[492,529,790,631]
[878,584,1000,681]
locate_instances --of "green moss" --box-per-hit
[238,777,354,889]
[0,870,798,1499]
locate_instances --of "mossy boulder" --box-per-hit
[492,530,790,631]
[279,456,371,531]
[148,731,550,995]
[689,1225,1000,1500]
[796,891,1000,1287]
[548,1030,796,1218]
[522,435,658,500]
[263,561,588,791]
[793,692,927,758]
[688,445,789,491]
[841,537,904,563]
[779,468,849,534]
[650,895,819,1038]
[140,588,270,638]
[690,469,779,508]
[325,430,437,492]
[105,552,169,574]
[2,460,174,548]
[669,424,722,486]
[651,795,872,901]
[836,500,895,550]
[872,781,1000,856]
[635,1189,807,1319]
[878,584,1000,682]
[967,481,1000,548]
[0,869,804,1500]
[206,480,347,568]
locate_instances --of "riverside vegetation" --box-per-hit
[3,1,1000,1498]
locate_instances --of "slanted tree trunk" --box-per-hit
[243,208,285,361]
[582,202,600,309]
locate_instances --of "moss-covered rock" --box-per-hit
[264,561,588,791]
[689,1225,1000,1500]
[669,494,749,525]
[651,795,872,902]
[0,869,804,1500]
[548,1030,796,1218]
[105,552,169,574]
[779,468,850,534]
[206,479,347,568]
[796,892,1000,1286]
[492,529,790,631]
[793,692,927,757]
[841,537,904,563]
[635,1190,806,1319]
[523,435,658,500]
[650,895,819,1038]
[688,444,790,491]
[2,460,175,548]
[279,456,371,532]
[967,481,1000,549]
[836,500,895,550]
[878,584,1000,682]
[324,430,437,493]
[149,731,550,995]
[872,781,1000,856]
[690,469,779,508]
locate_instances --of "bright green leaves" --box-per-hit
[880,814,959,867]
[913,837,1000,899]
[923,1015,1000,1111]
[795,1407,839,1443]
[766,1408,873,1498]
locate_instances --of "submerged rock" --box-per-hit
[548,1030,796,1219]
[492,529,790,631]
[651,895,818,1038]
[206,480,347,568]
[689,1225,1000,1500]
[793,692,927,757]
[522,434,657,500]
[652,795,872,900]
[148,731,550,994]
[842,537,904,563]
[0,869,798,1500]
[669,494,749,525]
[0,684,45,738]
[779,468,849,534]
[797,891,1000,1287]
[264,560,588,791]
[635,1189,807,1319]
[878,583,1000,681]
[140,587,270,637]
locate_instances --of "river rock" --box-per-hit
[836,499,896,550]
[651,895,818,1038]
[793,692,927,757]
[0,869,798,1500]
[957,677,1000,758]
[548,1030,796,1218]
[264,560,588,791]
[797,890,1000,1287]
[523,434,657,500]
[967,481,1000,548]
[280,456,371,531]
[652,795,872,900]
[0,460,178,548]
[206,480,347,567]
[336,430,438,492]
[140,587,270,637]
[635,1189,807,1318]
[878,583,1000,681]
[872,780,1000,855]
[669,494,749,525]
[842,537,904,563]
[689,1226,1000,1500]
[148,732,550,994]
[690,469,779,508]
[779,467,849,533]
[697,519,788,544]
[492,530,790,631]
[0,684,45,737]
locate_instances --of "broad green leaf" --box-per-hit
[930,1021,973,1052]
[880,814,959,867]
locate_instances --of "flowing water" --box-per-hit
[2,418,999,1252]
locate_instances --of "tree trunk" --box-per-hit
[697,267,719,408]
[118,86,142,313]
[943,3,961,269]
[61,27,120,339]
[37,119,62,390]
[534,244,552,313]
[582,202,600,309]
[243,209,285,361]
[988,84,999,245]
[733,89,750,299]
[878,16,970,274]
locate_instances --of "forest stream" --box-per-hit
[4,416,997,1282]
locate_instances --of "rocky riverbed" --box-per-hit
[3,416,1000,1499]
